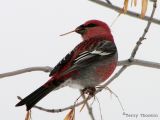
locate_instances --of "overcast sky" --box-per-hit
[0,0,160,120]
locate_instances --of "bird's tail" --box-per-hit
[15,78,64,111]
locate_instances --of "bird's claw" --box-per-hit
[82,87,96,96]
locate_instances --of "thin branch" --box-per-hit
[16,59,159,113]
[32,58,159,113]
[17,66,128,113]
[118,59,160,69]
[17,96,91,113]
[95,96,103,120]
[130,0,157,59]
[17,66,127,113]
[104,87,125,112]
[89,0,160,25]
[0,66,52,79]
[101,0,157,88]
[0,59,159,79]
[16,60,159,113]
[81,93,95,120]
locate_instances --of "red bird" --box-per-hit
[16,20,118,111]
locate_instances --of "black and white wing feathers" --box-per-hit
[49,40,117,77]
[73,40,117,65]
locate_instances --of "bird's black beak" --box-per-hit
[60,24,86,36]
[75,25,86,35]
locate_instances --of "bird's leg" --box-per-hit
[79,87,96,112]
[82,87,96,97]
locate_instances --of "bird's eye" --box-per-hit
[86,23,97,27]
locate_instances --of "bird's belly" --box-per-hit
[68,81,85,89]
[70,53,118,89]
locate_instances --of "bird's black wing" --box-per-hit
[59,40,117,75]
[49,50,74,76]
[49,40,117,77]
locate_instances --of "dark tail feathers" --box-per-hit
[15,79,64,111]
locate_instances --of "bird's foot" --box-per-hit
[82,87,96,96]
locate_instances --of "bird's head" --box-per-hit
[75,20,113,41]
[60,20,114,42]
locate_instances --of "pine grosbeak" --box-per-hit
[16,20,118,111]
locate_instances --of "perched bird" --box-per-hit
[16,20,118,111]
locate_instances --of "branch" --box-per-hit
[0,66,52,79]
[118,59,160,69]
[0,59,159,79]
[17,66,128,113]
[100,0,157,89]
[81,93,95,120]
[17,96,91,113]
[130,0,157,59]
[89,0,160,25]
[17,59,160,113]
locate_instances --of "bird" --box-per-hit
[16,19,118,111]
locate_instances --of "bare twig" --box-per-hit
[95,96,103,120]
[18,58,158,113]
[129,0,157,60]
[93,2,158,112]
[25,57,159,113]
[0,66,52,79]
[89,0,160,25]
[99,0,157,89]
[0,59,159,79]
[104,87,125,112]
[16,65,127,113]
[118,59,160,69]
[81,93,95,120]
[16,64,123,113]
[17,96,91,113]
[16,58,159,114]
